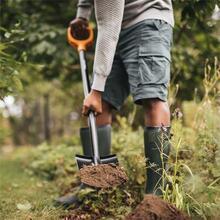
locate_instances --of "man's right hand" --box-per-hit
[69,18,89,40]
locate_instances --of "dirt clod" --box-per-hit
[79,163,128,188]
[125,195,190,220]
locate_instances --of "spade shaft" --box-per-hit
[79,50,100,165]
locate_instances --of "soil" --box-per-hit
[79,163,128,188]
[125,195,190,220]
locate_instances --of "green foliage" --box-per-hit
[28,143,80,180]
[0,25,25,97]
[0,0,85,86]
[1,0,219,146]
[0,111,10,145]
[172,1,220,100]
[73,187,134,220]
[163,59,220,218]
[0,123,10,146]
[112,116,145,186]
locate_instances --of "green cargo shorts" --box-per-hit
[102,19,173,110]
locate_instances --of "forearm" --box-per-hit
[91,0,125,91]
[76,0,93,20]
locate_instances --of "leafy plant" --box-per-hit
[162,58,220,218]
[0,25,25,98]
[28,143,80,180]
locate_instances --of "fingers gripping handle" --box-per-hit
[67,25,94,51]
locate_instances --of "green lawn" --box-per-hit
[0,148,65,220]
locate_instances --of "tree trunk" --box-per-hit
[43,94,51,143]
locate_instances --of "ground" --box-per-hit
[0,148,65,220]
[0,100,220,220]
[0,147,188,220]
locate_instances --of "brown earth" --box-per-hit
[125,195,190,220]
[79,163,128,188]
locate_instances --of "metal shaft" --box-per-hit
[79,50,100,165]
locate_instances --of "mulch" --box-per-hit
[79,163,128,188]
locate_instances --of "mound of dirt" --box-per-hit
[125,195,190,220]
[79,163,128,188]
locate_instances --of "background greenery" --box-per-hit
[0,0,219,145]
[0,0,220,219]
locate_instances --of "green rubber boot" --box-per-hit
[144,126,171,196]
[80,124,111,157]
[54,125,112,208]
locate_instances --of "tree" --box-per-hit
[0,24,25,98]
[172,0,220,100]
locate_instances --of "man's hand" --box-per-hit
[82,90,102,116]
[69,17,89,40]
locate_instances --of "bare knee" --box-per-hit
[142,98,170,126]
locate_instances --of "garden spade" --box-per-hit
[67,26,127,188]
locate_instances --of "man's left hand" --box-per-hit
[82,90,102,116]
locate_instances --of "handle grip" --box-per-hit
[67,25,94,51]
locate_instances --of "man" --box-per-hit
[56,0,174,207]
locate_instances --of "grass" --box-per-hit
[0,148,66,220]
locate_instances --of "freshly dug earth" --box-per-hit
[79,163,128,188]
[125,195,190,220]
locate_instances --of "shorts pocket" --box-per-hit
[139,40,171,61]
[138,56,170,86]
[138,20,172,60]
[152,20,173,47]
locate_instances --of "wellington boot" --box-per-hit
[144,126,171,196]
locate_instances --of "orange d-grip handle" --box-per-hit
[67,25,94,51]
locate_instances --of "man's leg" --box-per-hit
[143,98,171,195]
[143,99,170,127]
[116,19,173,196]
[82,100,113,153]
[80,100,113,157]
